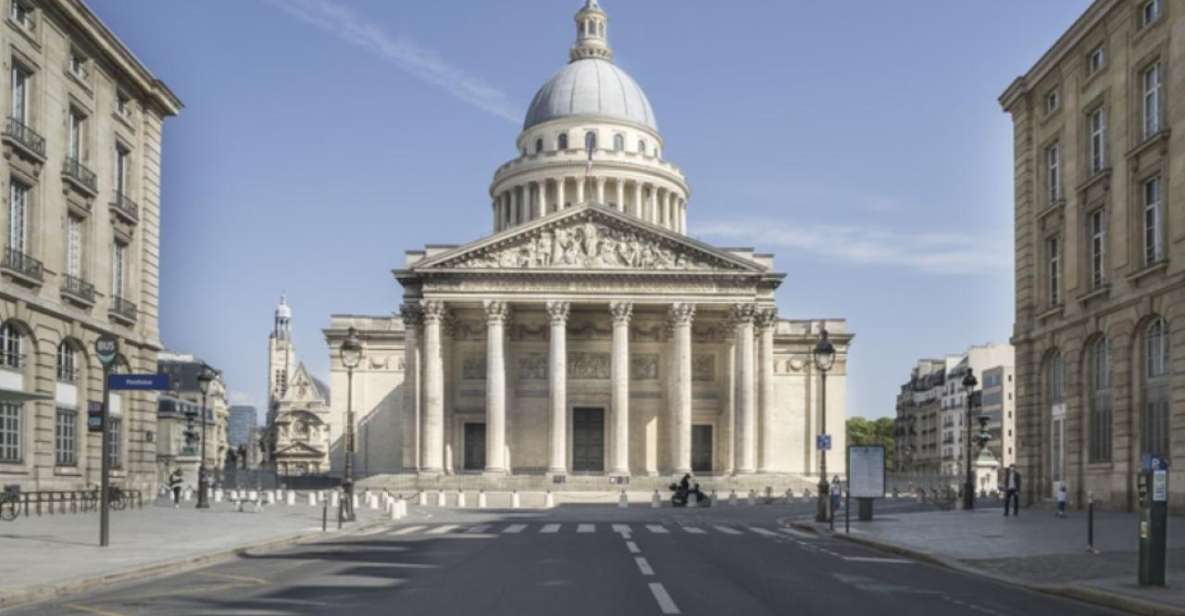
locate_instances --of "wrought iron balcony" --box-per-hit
[3,116,45,158]
[62,157,97,193]
[2,247,43,283]
[110,191,139,223]
[61,273,95,304]
[111,295,137,322]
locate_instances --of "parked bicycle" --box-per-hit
[106,485,128,511]
[1,484,20,521]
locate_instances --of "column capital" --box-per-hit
[399,303,422,327]
[483,300,512,324]
[422,300,448,323]
[546,301,571,324]
[755,306,779,331]
[609,301,634,324]
[731,302,757,324]
[669,302,695,325]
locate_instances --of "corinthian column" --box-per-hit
[609,301,633,476]
[670,303,695,475]
[596,176,607,204]
[733,303,756,474]
[557,178,567,209]
[483,300,511,474]
[756,306,778,473]
[400,304,421,471]
[547,301,570,475]
[420,300,447,473]
[615,180,625,211]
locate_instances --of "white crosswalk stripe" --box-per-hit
[747,527,779,537]
[390,525,426,535]
[388,522,816,538]
[502,524,527,534]
[612,524,632,535]
[646,525,669,534]
[778,528,816,540]
[465,524,492,534]
[540,524,561,533]
[681,526,706,534]
[577,524,595,533]
[426,525,460,535]
[713,525,743,535]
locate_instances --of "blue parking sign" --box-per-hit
[817,434,832,451]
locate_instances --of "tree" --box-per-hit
[847,417,896,469]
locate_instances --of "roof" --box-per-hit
[524,59,657,132]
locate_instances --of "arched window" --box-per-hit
[1045,351,1066,486]
[638,139,647,156]
[0,322,21,370]
[1143,317,1171,457]
[56,341,78,383]
[1088,337,1112,463]
[584,131,597,151]
[558,133,569,150]
[1046,353,1064,404]
[613,133,625,152]
[535,138,544,154]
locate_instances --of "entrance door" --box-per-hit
[464,423,486,471]
[1050,404,1065,498]
[572,408,604,472]
[691,425,713,472]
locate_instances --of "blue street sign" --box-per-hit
[108,373,170,391]
[817,434,832,451]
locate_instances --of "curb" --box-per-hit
[781,519,1185,616]
[0,518,390,611]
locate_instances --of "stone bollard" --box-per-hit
[457,490,467,508]
[308,492,316,507]
[544,490,554,508]
[477,490,487,508]
[765,486,773,504]
[511,490,521,509]
[184,488,193,502]
[728,490,737,506]
[651,490,661,508]
[748,489,757,506]
[352,494,360,511]
[370,494,379,510]
[330,491,340,509]
[784,489,793,503]
[618,490,629,508]
[436,490,447,507]
[710,490,718,504]
[287,491,296,506]
[417,491,428,506]
[214,489,223,503]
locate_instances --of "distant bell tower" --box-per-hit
[267,294,295,410]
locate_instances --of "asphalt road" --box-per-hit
[8,505,1127,616]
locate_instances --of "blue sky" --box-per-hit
[88,0,1092,421]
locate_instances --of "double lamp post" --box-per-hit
[339,327,364,523]
[962,370,993,511]
[813,329,835,523]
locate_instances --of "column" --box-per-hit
[420,300,447,473]
[680,199,687,233]
[515,187,525,225]
[610,301,633,475]
[557,177,566,209]
[650,188,659,224]
[484,300,510,473]
[657,188,666,226]
[576,177,585,204]
[400,304,421,470]
[756,307,777,473]
[724,319,736,474]
[634,182,643,219]
[670,303,695,474]
[539,180,549,216]
[492,200,498,231]
[596,176,607,204]
[733,303,756,473]
[502,193,511,229]
[547,301,570,474]
[615,179,625,211]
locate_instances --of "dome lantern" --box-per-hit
[571,0,612,63]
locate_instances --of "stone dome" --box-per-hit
[524,59,657,132]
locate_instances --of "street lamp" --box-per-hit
[962,369,978,511]
[196,364,216,509]
[339,327,364,523]
[813,329,835,523]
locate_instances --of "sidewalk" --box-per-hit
[0,495,394,609]
[794,506,1185,616]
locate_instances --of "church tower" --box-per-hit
[267,294,295,412]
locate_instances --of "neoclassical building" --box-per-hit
[323,1,851,485]
[266,296,331,476]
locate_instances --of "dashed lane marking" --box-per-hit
[577,524,595,533]
[425,525,459,535]
[713,525,743,535]
[681,526,706,534]
[540,524,561,533]
[646,524,669,534]
[465,524,491,534]
[635,556,655,576]
[626,541,641,554]
[778,528,817,540]
[390,525,426,535]
[64,605,126,616]
[841,556,914,564]
[503,524,527,534]
[649,582,682,615]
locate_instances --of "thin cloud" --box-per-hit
[264,0,518,123]
[700,220,1011,275]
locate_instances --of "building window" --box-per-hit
[1142,0,1162,27]
[613,133,625,152]
[1088,209,1105,288]
[115,145,130,197]
[1143,63,1162,139]
[1045,143,1060,205]
[0,402,18,462]
[534,138,543,154]
[66,215,82,278]
[1047,236,1061,306]
[584,130,597,151]
[112,241,127,299]
[1143,176,1163,265]
[8,0,33,30]
[1088,108,1106,175]
[10,62,29,123]
[68,49,88,80]
[1046,353,1064,403]
[1046,90,1059,114]
[638,139,647,155]
[0,321,21,370]
[7,178,28,255]
[1088,45,1105,75]
[1143,317,1170,457]
[1088,337,1112,463]
[68,108,85,162]
[116,92,132,118]
[56,342,77,383]
[55,407,76,466]
[106,417,121,469]
[557,133,568,150]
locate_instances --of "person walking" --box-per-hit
[830,475,842,519]
[1055,481,1067,518]
[168,468,183,508]
[1002,465,1021,517]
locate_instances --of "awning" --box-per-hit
[0,389,52,403]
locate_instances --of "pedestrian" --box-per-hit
[1002,465,1021,517]
[830,475,842,516]
[1055,481,1067,518]
[168,468,183,508]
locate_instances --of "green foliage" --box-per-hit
[846,417,896,468]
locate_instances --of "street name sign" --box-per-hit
[108,373,170,391]
[848,445,886,498]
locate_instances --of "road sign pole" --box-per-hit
[99,363,111,547]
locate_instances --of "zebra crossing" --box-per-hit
[381,522,813,539]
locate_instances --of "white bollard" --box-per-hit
[308,492,316,507]
[369,495,379,510]
[457,490,467,508]
[436,490,447,507]
[618,490,628,508]
[478,490,487,508]
[184,488,193,502]
[330,491,340,509]
[710,490,718,504]
[287,491,296,506]
[748,489,757,506]
[544,490,554,508]
[511,490,520,509]
[652,490,661,508]
[214,489,223,503]
[729,490,737,506]
[352,494,359,511]
[417,491,428,506]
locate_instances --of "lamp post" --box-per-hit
[196,364,216,509]
[339,327,363,523]
[813,329,835,523]
[962,369,978,511]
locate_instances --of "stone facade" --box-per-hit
[265,297,330,476]
[0,0,181,493]
[155,352,229,489]
[1000,0,1183,510]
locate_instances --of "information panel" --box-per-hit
[848,445,886,499]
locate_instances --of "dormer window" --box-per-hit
[638,139,647,156]
[69,49,88,81]
[1142,0,1162,27]
[116,92,133,119]
[9,0,33,31]
[1088,45,1105,75]
[613,133,624,152]
[1045,90,1059,114]
[534,137,543,154]
[557,133,568,150]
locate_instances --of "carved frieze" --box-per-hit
[518,353,548,381]
[568,321,611,340]
[631,354,659,380]
[568,352,610,379]
[693,354,715,382]
[461,354,486,380]
[632,322,667,343]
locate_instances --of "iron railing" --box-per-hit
[2,247,43,282]
[111,295,137,321]
[0,486,144,519]
[62,157,97,192]
[61,273,95,303]
[3,117,45,157]
[110,191,139,222]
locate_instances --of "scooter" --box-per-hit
[668,482,711,508]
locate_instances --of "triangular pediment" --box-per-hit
[275,442,323,456]
[411,205,767,273]
[281,363,327,404]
